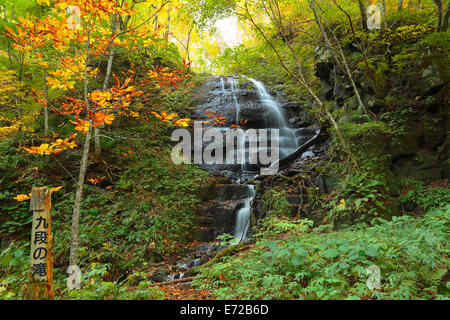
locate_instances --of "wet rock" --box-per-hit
[389,120,422,158]
[180,282,192,289]
[294,127,318,136]
[287,194,303,217]
[194,199,245,241]
[314,46,334,64]
[239,102,274,128]
[213,184,254,201]
[420,65,445,96]
[423,115,446,149]
[151,268,168,283]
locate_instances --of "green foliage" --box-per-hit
[261,189,291,217]
[216,233,236,246]
[326,171,392,225]
[184,0,236,29]
[398,179,450,212]
[195,206,450,300]
[0,74,211,299]
[254,216,313,240]
[0,242,28,299]
[65,263,164,300]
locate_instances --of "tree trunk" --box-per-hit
[94,45,115,158]
[376,0,387,28]
[442,2,449,32]
[2,0,7,22]
[241,0,359,169]
[69,122,92,266]
[69,18,93,269]
[357,0,369,31]
[44,69,49,133]
[94,14,117,158]
[166,2,171,32]
[186,27,192,64]
[433,0,443,31]
[310,1,368,116]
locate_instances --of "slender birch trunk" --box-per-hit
[310,2,368,116]
[94,13,118,158]
[44,69,49,133]
[69,19,93,268]
[69,122,92,266]
[94,45,115,157]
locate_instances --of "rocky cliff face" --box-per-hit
[313,45,449,188]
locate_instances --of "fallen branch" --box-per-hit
[262,127,324,175]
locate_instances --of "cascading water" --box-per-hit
[166,75,315,281]
[216,76,299,242]
[246,77,299,158]
[233,185,255,243]
[228,78,241,123]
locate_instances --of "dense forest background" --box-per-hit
[0,0,448,300]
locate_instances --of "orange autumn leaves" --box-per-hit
[22,136,77,155]
[152,111,190,127]
[14,186,64,202]
[23,75,142,155]
[146,64,193,93]
[88,176,105,185]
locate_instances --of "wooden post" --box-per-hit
[23,187,53,300]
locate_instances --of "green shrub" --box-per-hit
[195,206,449,300]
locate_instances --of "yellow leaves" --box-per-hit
[17,17,35,30]
[152,111,178,122]
[48,57,95,91]
[38,0,51,6]
[143,39,154,48]
[22,143,54,155]
[52,137,77,150]
[90,90,112,106]
[22,137,78,155]
[103,114,115,125]
[337,199,346,210]
[0,113,36,140]
[147,70,159,78]
[38,61,50,69]
[152,112,191,127]
[50,186,63,193]
[173,118,190,127]
[14,194,31,202]
[92,113,115,127]
[14,186,63,202]
[71,119,91,132]
[0,124,20,139]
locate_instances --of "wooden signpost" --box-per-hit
[23,187,53,300]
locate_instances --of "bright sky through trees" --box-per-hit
[215,16,244,47]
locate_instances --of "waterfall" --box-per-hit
[228,78,241,124]
[220,77,226,95]
[166,75,314,281]
[217,76,300,241]
[234,185,255,243]
[246,77,299,158]
[196,75,301,241]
